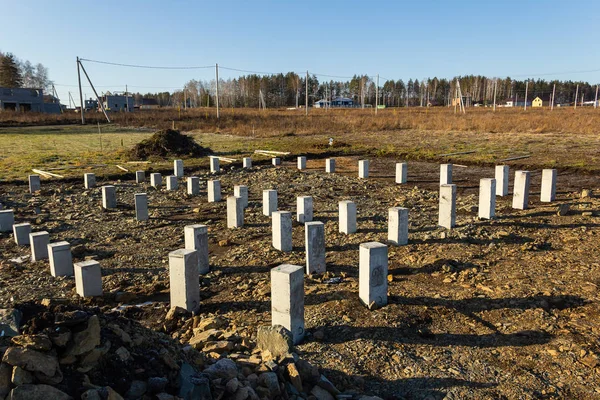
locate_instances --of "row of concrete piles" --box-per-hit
[0,155,559,346]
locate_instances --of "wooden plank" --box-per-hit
[498,155,531,162]
[32,169,64,178]
[126,161,151,164]
[116,165,129,172]
[438,150,476,157]
[254,150,290,155]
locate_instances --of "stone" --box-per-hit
[495,165,509,196]
[208,180,221,202]
[440,164,452,185]
[2,348,60,379]
[28,175,41,193]
[0,363,11,398]
[166,175,178,191]
[259,372,280,396]
[135,170,145,184]
[317,374,340,395]
[557,203,570,216]
[150,173,162,188]
[209,156,220,173]
[189,329,220,348]
[243,157,252,169]
[116,346,130,361]
[359,242,388,309]
[184,224,209,275]
[11,334,52,351]
[226,377,239,393]
[271,265,305,344]
[395,162,408,184]
[272,157,281,166]
[541,168,557,202]
[147,377,168,394]
[13,223,31,246]
[512,170,531,210]
[234,185,248,208]
[581,189,593,198]
[66,315,100,356]
[102,185,116,209]
[187,176,200,196]
[11,366,33,385]
[297,156,307,170]
[174,159,184,177]
[48,241,73,277]
[0,309,22,337]
[29,231,50,262]
[358,160,369,179]
[388,207,408,246]
[204,358,238,380]
[338,200,356,234]
[263,189,277,216]
[325,158,335,173]
[478,178,496,220]
[0,209,15,232]
[227,196,244,228]
[135,193,148,222]
[74,260,103,297]
[305,221,325,274]
[202,341,234,353]
[297,196,313,223]
[169,249,200,312]
[256,325,294,359]
[311,385,335,400]
[287,363,303,392]
[438,184,456,229]
[272,211,292,251]
[84,173,96,189]
[8,384,71,400]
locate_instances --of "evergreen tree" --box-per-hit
[0,53,23,87]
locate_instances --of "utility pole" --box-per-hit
[493,79,497,112]
[184,87,187,110]
[305,70,308,116]
[125,84,128,112]
[375,74,379,114]
[296,77,299,109]
[574,84,579,110]
[551,84,556,110]
[595,84,598,108]
[215,63,220,119]
[78,59,110,123]
[77,57,85,124]
[524,80,528,111]
[581,91,584,107]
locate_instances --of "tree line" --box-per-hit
[133,74,599,108]
[0,51,53,90]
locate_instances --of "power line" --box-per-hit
[219,66,283,75]
[79,58,213,70]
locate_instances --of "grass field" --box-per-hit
[1,107,600,181]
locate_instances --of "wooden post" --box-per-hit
[595,84,599,109]
[375,74,379,114]
[305,70,308,116]
[524,81,528,111]
[215,63,220,119]
[551,84,556,110]
[77,57,85,125]
[574,84,579,110]
[493,79,497,112]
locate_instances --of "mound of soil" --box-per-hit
[130,129,211,160]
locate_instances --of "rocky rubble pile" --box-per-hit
[0,303,378,400]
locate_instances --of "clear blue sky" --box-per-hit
[2,0,599,102]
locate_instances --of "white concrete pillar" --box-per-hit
[210,157,220,174]
[48,241,73,277]
[305,222,325,274]
[135,170,146,184]
[438,184,457,229]
[388,207,408,246]
[263,189,277,216]
[297,196,313,223]
[169,249,200,312]
[339,200,357,234]
[541,169,557,202]
[359,242,388,309]
[30,231,49,262]
[184,224,209,275]
[495,165,509,196]
[174,159,184,177]
[479,178,496,219]
[272,211,292,251]
[74,260,103,297]
[102,185,116,209]
[166,175,178,191]
[0,210,15,232]
[150,173,162,188]
[135,193,148,221]
[227,196,244,228]
[271,264,305,344]
[84,173,96,189]
[234,185,248,208]
[207,180,221,202]
[28,175,41,193]
[512,171,531,210]
[187,177,199,196]
[272,157,281,166]
[297,156,306,170]
[358,160,369,179]
[440,164,453,185]
[13,223,31,245]
[243,157,252,169]
[325,159,335,173]
[396,163,408,184]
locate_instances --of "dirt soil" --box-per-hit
[1,156,599,399]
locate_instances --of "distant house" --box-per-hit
[0,87,62,114]
[138,98,160,110]
[330,97,353,107]
[532,97,543,107]
[314,99,329,108]
[101,94,134,112]
[505,100,514,107]
[85,98,98,111]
